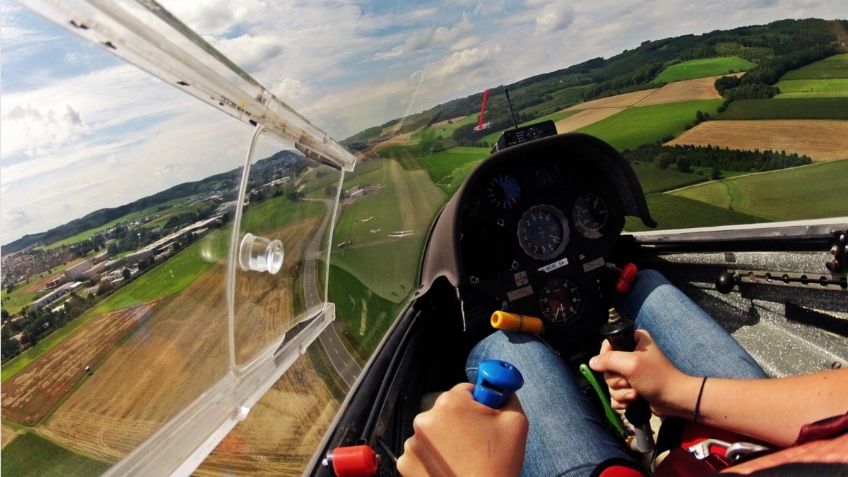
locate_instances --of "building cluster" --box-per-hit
[24,216,223,315]
[344,184,383,200]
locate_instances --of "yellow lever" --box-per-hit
[490,311,544,334]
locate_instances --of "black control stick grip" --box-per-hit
[600,311,652,427]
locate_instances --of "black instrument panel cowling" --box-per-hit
[418,133,655,341]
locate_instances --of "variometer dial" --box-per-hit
[572,193,609,239]
[516,204,570,260]
[539,278,582,325]
[485,174,522,210]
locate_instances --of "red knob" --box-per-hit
[615,263,638,294]
[326,445,378,477]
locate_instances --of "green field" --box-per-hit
[328,264,402,364]
[577,100,722,151]
[423,115,477,140]
[91,233,226,315]
[331,160,445,301]
[420,147,489,194]
[671,161,848,222]
[781,53,848,80]
[630,163,706,194]
[774,79,848,98]
[1,289,39,316]
[653,56,756,84]
[1,432,110,477]
[715,97,848,120]
[624,194,765,232]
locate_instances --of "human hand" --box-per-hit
[397,382,528,477]
[589,330,698,418]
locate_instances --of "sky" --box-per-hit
[1,0,845,245]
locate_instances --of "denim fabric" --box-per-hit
[621,269,766,379]
[465,270,766,476]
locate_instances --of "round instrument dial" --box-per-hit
[485,174,522,210]
[539,278,582,325]
[572,193,609,239]
[516,204,570,260]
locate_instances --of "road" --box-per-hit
[302,198,361,387]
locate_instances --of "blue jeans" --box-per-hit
[466,270,767,477]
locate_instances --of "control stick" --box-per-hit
[600,308,655,453]
[473,360,524,409]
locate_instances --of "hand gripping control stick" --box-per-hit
[473,360,524,409]
[600,308,655,453]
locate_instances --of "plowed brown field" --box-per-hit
[666,120,848,162]
[554,108,626,133]
[196,354,340,476]
[566,89,658,110]
[1,303,156,425]
[40,217,322,462]
[566,75,731,112]
[637,75,730,106]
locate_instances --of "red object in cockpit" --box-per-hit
[324,445,378,477]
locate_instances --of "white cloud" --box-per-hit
[430,45,501,80]
[535,2,575,35]
[473,1,506,16]
[212,33,284,71]
[271,78,311,102]
[2,103,89,157]
[374,15,473,60]
[162,0,267,36]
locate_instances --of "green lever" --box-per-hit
[579,363,626,439]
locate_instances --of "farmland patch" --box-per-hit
[653,56,756,83]
[671,161,848,221]
[566,89,658,110]
[780,53,848,80]
[666,120,848,162]
[1,431,110,477]
[197,353,340,476]
[715,98,848,120]
[624,194,764,232]
[637,75,730,105]
[554,108,626,134]
[576,100,721,151]
[2,303,156,425]
[775,79,848,98]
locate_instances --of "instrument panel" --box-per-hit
[457,153,625,341]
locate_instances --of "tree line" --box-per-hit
[715,44,838,103]
[623,143,812,177]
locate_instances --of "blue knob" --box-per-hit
[473,360,524,408]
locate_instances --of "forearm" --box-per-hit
[663,368,848,447]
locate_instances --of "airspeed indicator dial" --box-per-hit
[516,204,570,260]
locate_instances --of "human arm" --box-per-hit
[396,383,528,477]
[589,330,848,447]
